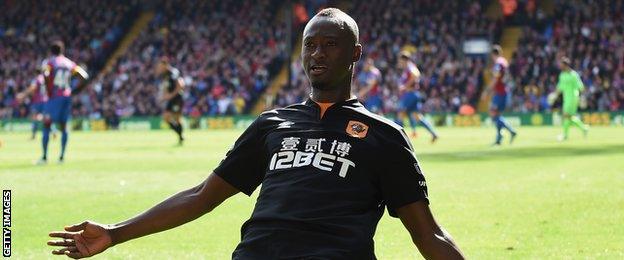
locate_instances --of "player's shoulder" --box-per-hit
[570,70,581,78]
[257,102,309,120]
[496,57,509,66]
[58,55,77,66]
[35,74,45,83]
[169,67,181,78]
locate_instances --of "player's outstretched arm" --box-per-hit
[16,82,38,102]
[71,66,90,95]
[396,201,465,260]
[48,173,239,258]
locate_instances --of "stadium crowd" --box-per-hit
[94,0,286,125]
[508,0,624,112]
[274,0,499,115]
[1,0,623,121]
[0,0,139,119]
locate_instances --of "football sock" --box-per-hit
[419,118,437,137]
[60,129,68,160]
[42,126,50,160]
[563,118,571,139]
[407,113,418,133]
[168,121,183,140]
[494,116,503,144]
[31,121,39,138]
[570,116,587,131]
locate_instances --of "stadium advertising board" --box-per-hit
[1,112,622,132]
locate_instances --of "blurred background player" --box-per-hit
[396,51,438,143]
[551,57,589,141]
[16,72,48,140]
[356,58,382,113]
[38,41,89,164]
[488,45,517,145]
[155,58,185,145]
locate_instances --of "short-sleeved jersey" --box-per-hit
[557,70,584,103]
[159,67,182,98]
[31,74,47,103]
[42,55,77,98]
[357,67,382,96]
[399,61,420,90]
[492,56,508,95]
[214,98,429,259]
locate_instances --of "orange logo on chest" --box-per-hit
[346,120,369,138]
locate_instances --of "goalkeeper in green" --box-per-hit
[552,57,589,140]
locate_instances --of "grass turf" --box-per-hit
[1,126,623,259]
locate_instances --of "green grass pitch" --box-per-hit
[1,126,623,259]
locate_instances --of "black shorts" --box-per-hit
[165,95,183,113]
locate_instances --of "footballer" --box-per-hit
[48,8,464,259]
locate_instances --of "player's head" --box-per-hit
[559,56,572,71]
[155,57,170,76]
[491,45,502,60]
[398,51,411,69]
[301,8,362,91]
[363,57,374,71]
[50,41,64,56]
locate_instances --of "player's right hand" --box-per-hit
[15,93,26,103]
[48,221,113,259]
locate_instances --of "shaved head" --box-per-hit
[305,8,359,45]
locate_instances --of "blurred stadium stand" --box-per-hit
[1,0,622,122]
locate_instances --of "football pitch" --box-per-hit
[1,126,623,259]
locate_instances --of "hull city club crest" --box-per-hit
[346,120,369,138]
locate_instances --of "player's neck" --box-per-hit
[310,78,352,103]
[310,88,352,103]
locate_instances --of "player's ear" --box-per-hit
[353,44,362,63]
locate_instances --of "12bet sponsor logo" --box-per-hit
[269,137,355,178]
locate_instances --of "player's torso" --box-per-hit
[44,56,75,98]
[238,100,393,259]
[493,58,508,94]
[560,72,580,99]
[159,68,182,97]
[253,102,387,218]
[32,75,47,103]
[359,69,381,95]
[399,63,421,96]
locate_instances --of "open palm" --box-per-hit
[48,221,113,259]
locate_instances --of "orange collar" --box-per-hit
[313,101,334,119]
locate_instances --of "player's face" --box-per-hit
[302,17,361,90]
[490,53,498,62]
[364,59,373,71]
[155,62,167,76]
[398,58,407,69]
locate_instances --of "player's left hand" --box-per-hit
[547,92,558,106]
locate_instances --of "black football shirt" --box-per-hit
[214,98,429,259]
[159,67,183,98]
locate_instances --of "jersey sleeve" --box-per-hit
[170,68,180,80]
[213,117,267,196]
[574,72,584,91]
[69,60,78,72]
[377,129,429,217]
[409,63,421,79]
